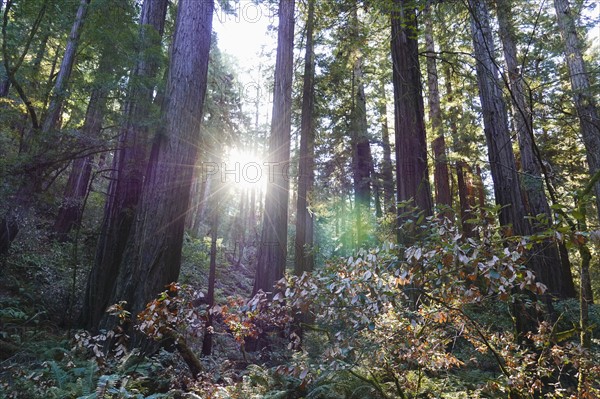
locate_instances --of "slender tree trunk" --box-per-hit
[496,0,575,298]
[294,0,316,276]
[424,2,451,214]
[82,0,169,331]
[442,63,463,154]
[42,45,60,112]
[193,176,211,236]
[391,0,433,235]
[554,0,600,223]
[253,0,295,295]
[456,161,476,237]
[186,150,213,237]
[202,177,220,356]
[0,75,8,96]
[372,165,383,218]
[42,0,91,134]
[249,185,257,241]
[31,31,50,81]
[236,189,247,265]
[54,50,113,240]
[350,6,371,246]
[53,156,93,239]
[100,0,214,334]
[377,82,395,215]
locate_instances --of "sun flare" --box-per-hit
[221,147,267,190]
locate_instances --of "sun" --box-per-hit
[222,147,267,190]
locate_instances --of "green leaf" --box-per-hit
[572,209,584,221]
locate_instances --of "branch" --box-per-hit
[1,0,40,129]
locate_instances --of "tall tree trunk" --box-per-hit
[294,0,315,276]
[424,2,451,213]
[42,0,91,134]
[54,50,113,240]
[376,82,395,215]
[469,0,528,236]
[469,0,549,343]
[553,0,600,222]
[391,0,433,233]
[496,0,575,298]
[82,0,169,331]
[351,6,371,246]
[101,0,214,333]
[253,0,295,295]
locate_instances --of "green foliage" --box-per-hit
[137,283,206,343]
[180,234,212,280]
[202,215,600,398]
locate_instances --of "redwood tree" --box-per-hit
[82,0,169,330]
[294,0,316,276]
[468,0,528,236]
[96,0,214,329]
[42,0,91,134]
[54,47,114,240]
[376,81,395,215]
[390,0,433,230]
[424,2,451,213]
[350,5,372,246]
[495,0,575,298]
[253,0,295,295]
[553,0,600,222]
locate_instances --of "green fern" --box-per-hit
[47,360,69,390]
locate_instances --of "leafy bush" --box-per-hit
[208,216,600,398]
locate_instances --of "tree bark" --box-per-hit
[42,0,91,134]
[496,0,575,298]
[294,0,315,276]
[253,0,295,295]
[351,5,371,246]
[456,161,476,237]
[82,0,169,331]
[100,0,214,334]
[54,50,113,240]
[202,176,220,356]
[391,0,433,232]
[424,2,451,214]
[469,0,528,236]
[376,82,395,215]
[469,0,554,344]
[553,0,600,223]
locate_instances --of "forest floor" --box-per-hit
[0,232,294,398]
